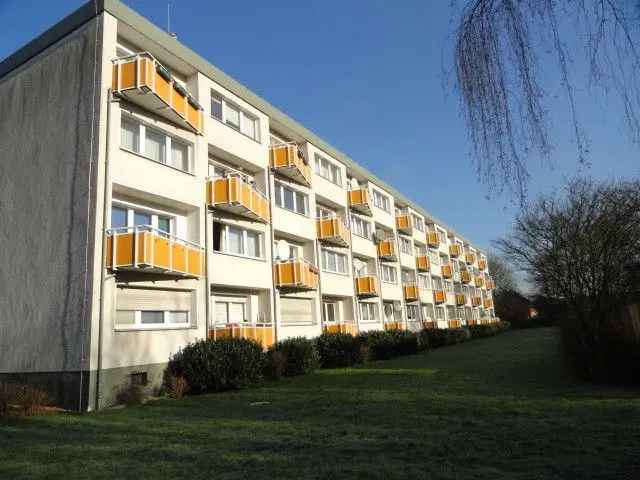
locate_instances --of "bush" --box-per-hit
[417,329,430,351]
[316,332,363,368]
[116,383,145,406]
[468,321,511,339]
[268,337,319,376]
[167,337,264,393]
[165,374,190,399]
[420,328,469,348]
[357,330,419,361]
[263,349,287,379]
[0,383,49,416]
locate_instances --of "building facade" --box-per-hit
[0,0,497,410]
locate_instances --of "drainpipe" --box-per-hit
[95,89,115,411]
[266,167,279,342]
[347,225,360,333]
[315,238,324,333]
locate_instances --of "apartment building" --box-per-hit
[0,0,497,411]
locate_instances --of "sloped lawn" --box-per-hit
[1,328,639,479]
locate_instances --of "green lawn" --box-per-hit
[1,328,639,479]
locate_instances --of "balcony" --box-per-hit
[478,259,487,270]
[112,52,203,134]
[486,278,496,289]
[427,232,440,248]
[377,239,397,261]
[106,226,203,279]
[206,175,270,224]
[465,253,476,265]
[403,283,419,301]
[269,143,312,187]
[396,214,412,234]
[448,319,463,329]
[324,323,358,336]
[347,188,372,216]
[415,255,430,272]
[455,294,466,306]
[441,264,453,279]
[355,275,379,298]
[475,276,485,288]
[384,321,406,331]
[273,259,319,291]
[433,290,446,304]
[449,244,461,258]
[483,298,493,309]
[467,319,478,326]
[422,320,436,329]
[316,216,350,247]
[471,296,482,307]
[460,270,471,284]
[209,324,275,350]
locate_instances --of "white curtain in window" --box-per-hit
[145,129,165,163]
[227,226,243,255]
[171,141,188,171]
[246,231,260,257]
[226,103,240,128]
[121,118,139,152]
[229,303,245,323]
[241,113,256,138]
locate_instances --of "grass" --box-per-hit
[1,328,639,479]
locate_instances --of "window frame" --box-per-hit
[321,248,349,275]
[350,214,372,240]
[274,181,309,217]
[212,222,265,261]
[381,264,398,284]
[314,153,343,187]
[210,89,261,143]
[372,189,390,213]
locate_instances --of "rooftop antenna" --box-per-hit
[167,2,177,39]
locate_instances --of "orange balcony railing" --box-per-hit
[416,255,430,272]
[486,278,496,289]
[483,298,493,309]
[209,324,275,350]
[206,175,270,224]
[427,232,440,248]
[471,296,482,307]
[269,143,312,186]
[449,244,461,258]
[478,259,487,270]
[316,216,350,247]
[324,323,358,336]
[273,259,319,291]
[441,264,453,278]
[347,188,372,216]
[475,276,485,288]
[403,283,419,301]
[355,275,379,297]
[112,52,203,134]
[448,319,463,329]
[377,239,397,261]
[480,318,491,325]
[106,226,203,278]
[460,271,471,284]
[465,253,476,265]
[434,290,446,304]
[396,214,412,234]
[384,321,406,331]
[467,319,478,326]
[455,294,466,306]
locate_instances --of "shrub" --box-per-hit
[387,329,419,356]
[316,332,363,368]
[263,349,287,379]
[268,337,319,376]
[116,383,145,406]
[417,329,430,351]
[468,321,511,339]
[165,375,190,399]
[0,383,49,416]
[167,337,264,393]
[421,328,469,348]
[358,330,419,361]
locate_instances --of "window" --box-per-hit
[350,215,371,239]
[111,206,127,229]
[111,203,176,235]
[280,297,315,326]
[323,301,338,323]
[321,249,348,274]
[115,288,193,329]
[210,90,261,142]
[315,154,342,186]
[316,205,335,219]
[120,116,192,173]
[381,264,397,283]
[275,182,308,216]
[407,305,419,321]
[157,215,171,236]
[372,190,390,212]
[412,214,424,232]
[418,274,431,290]
[215,297,247,325]
[423,303,435,320]
[436,307,445,320]
[359,302,378,322]
[447,306,456,319]
[399,236,413,255]
[437,229,447,244]
[383,301,402,322]
[401,270,415,283]
[429,250,440,265]
[211,93,223,120]
[433,276,443,290]
[445,280,454,293]
[212,222,263,259]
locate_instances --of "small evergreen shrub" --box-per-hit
[268,337,319,376]
[387,329,419,356]
[263,349,287,379]
[417,329,431,351]
[167,337,264,393]
[316,332,363,368]
[165,374,190,399]
[421,328,469,348]
[358,330,419,361]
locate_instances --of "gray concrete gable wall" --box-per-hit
[0,18,103,380]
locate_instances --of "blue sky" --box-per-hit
[1,0,638,253]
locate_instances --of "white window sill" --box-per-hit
[212,251,266,262]
[120,147,195,176]
[210,115,262,144]
[321,269,350,277]
[114,324,197,332]
[275,205,310,219]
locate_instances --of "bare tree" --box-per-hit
[453,1,640,202]
[496,177,640,380]
[487,253,516,294]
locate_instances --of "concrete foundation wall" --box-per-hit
[0,18,103,409]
